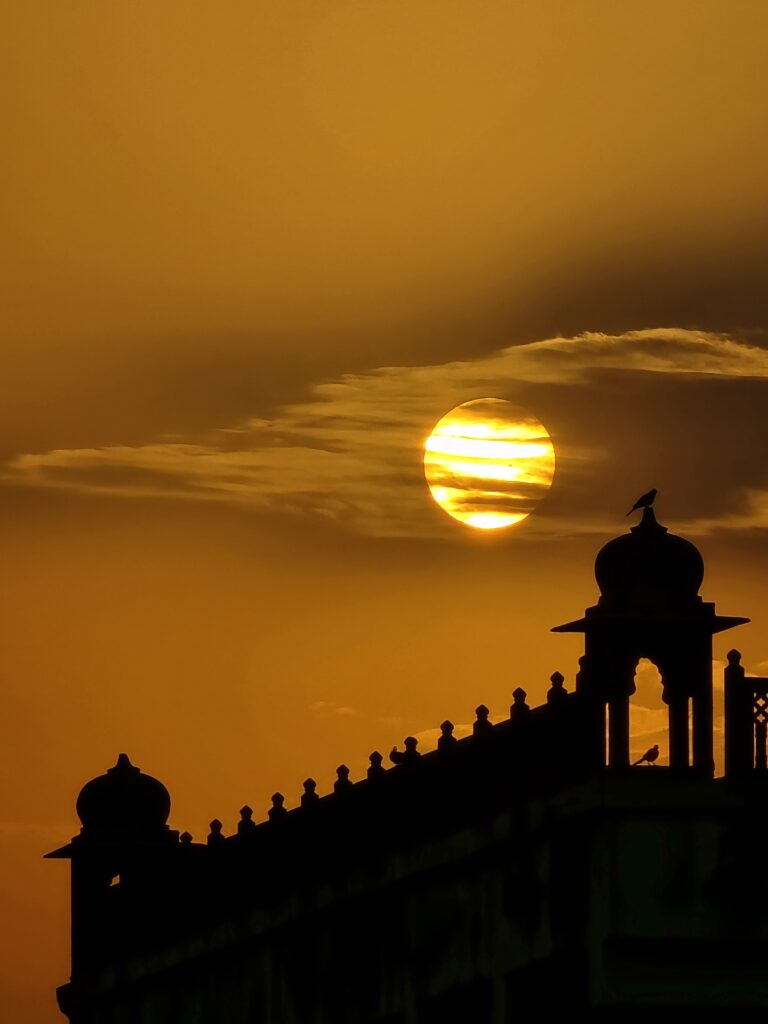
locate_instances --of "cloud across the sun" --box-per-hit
[6,328,768,539]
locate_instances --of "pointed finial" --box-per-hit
[473,704,493,737]
[268,792,287,822]
[301,778,320,808]
[367,751,386,780]
[438,719,458,752]
[237,805,257,835]
[334,764,353,794]
[207,819,225,845]
[510,687,531,722]
[547,672,568,706]
[108,753,140,776]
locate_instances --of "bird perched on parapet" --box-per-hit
[633,744,660,766]
[626,487,657,516]
[390,736,421,766]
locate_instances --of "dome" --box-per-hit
[594,507,704,612]
[76,753,170,837]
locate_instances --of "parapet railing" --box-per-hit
[725,650,768,776]
[84,676,603,969]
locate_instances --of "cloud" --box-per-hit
[0,821,72,843]
[678,490,768,535]
[6,328,768,539]
[310,700,362,719]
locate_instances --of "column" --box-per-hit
[608,695,630,768]
[668,696,689,771]
[692,687,714,776]
[724,650,753,777]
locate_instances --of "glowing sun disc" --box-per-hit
[424,398,555,530]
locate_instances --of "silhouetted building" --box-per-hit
[48,509,768,1022]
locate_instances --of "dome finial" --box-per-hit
[631,505,667,535]
[109,753,140,776]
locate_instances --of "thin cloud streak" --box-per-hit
[6,329,768,539]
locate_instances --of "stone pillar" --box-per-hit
[668,696,689,771]
[692,686,714,776]
[724,650,753,778]
[608,695,630,767]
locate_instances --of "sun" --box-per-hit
[423,398,556,530]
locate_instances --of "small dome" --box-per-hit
[595,507,704,611]
[76,753,170,836]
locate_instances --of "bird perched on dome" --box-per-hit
[626,488,657,516]
[633,744,660,766]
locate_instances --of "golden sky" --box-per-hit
[3,2,768,1019]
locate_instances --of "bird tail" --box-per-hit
[625,507,634,516]
[632,756,643,766]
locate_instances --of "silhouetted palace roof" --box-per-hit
[49,500,768,1023]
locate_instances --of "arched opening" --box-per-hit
[629,659,669,766]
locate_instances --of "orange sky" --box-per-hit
[3,2,768,1019]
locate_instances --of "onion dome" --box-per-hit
[76,753,170,838]
[594,506,704,612]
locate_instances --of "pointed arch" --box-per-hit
[629,659,668,766]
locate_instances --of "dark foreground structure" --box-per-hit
[49,509,768,1022]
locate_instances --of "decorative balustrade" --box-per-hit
[193,673,597,855]
[725,650,768,776]
[47,674,615,975]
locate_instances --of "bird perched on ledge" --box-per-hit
[626,487,657,516]
[633,744,660,766]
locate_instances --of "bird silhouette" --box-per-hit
[633,743,660,766]
[626,487,657,516]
